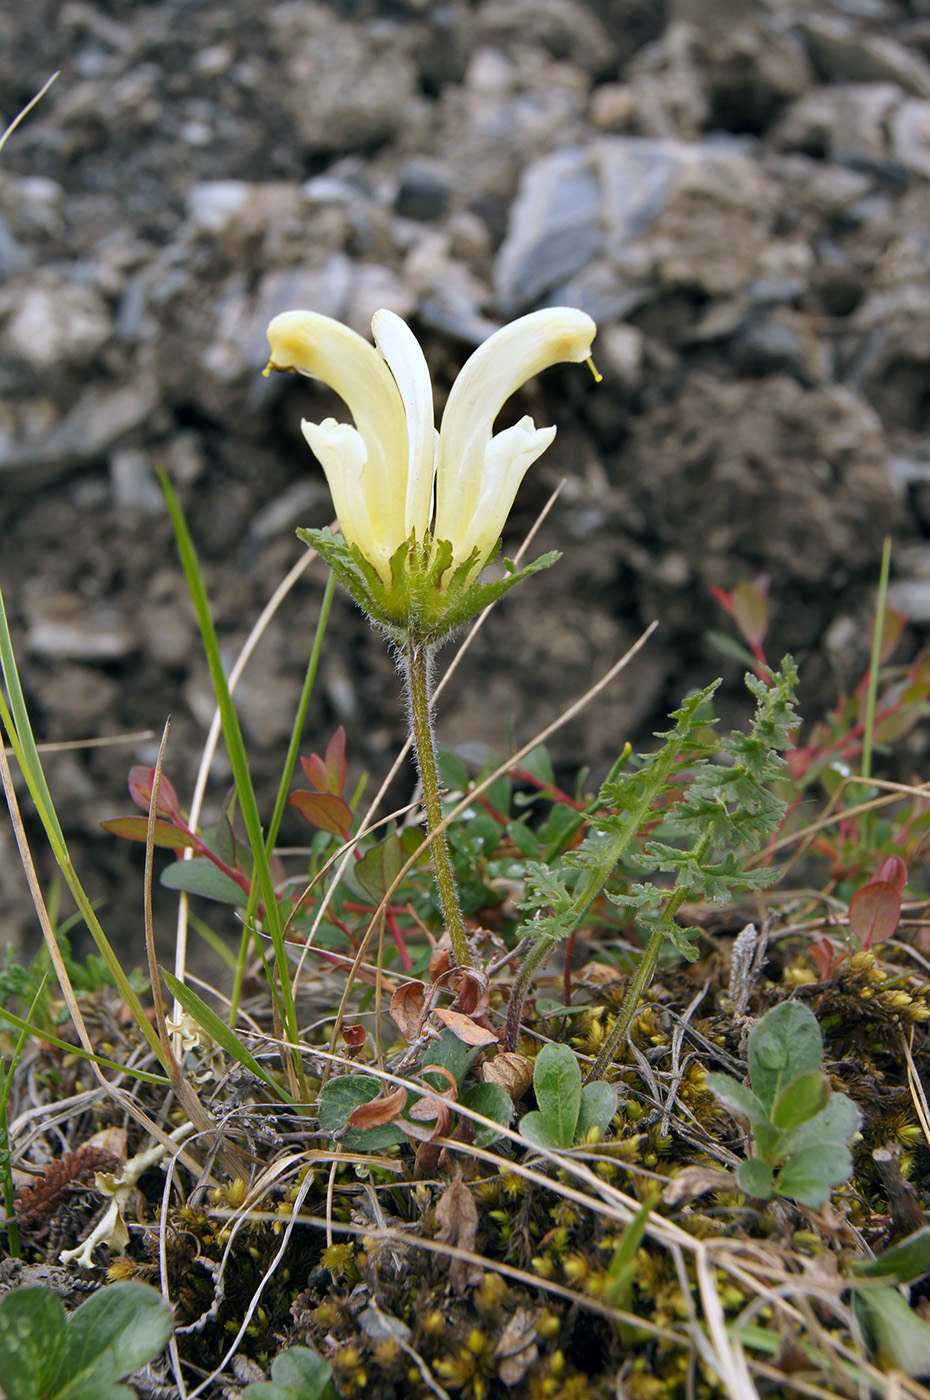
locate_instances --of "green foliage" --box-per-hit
[241,1344,338,1400]
[317,1029,512,1150]
[853,1285,930,1378]
[707,1002,860,1209]
[0,1282,172,1400]
[519,1044,618,1150]
[317,1072,408,1151]
[849,1226,930,1377]
[519,662,796,963]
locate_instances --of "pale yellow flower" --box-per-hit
[266,306,596,584]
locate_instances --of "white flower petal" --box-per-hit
[267,311,410,570]
[458,418,556,568]
[372,309,435,542]
[301,418,393,574]
[435,308,595,565]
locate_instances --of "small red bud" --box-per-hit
[870,854,907,896]
[128,765,182,822]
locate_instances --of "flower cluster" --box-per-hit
[265,306,596,643]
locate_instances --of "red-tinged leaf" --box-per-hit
[390,981,427,1041]
[448,969,489,1018]
[808,936,844,981]
[732,579,770,648]
[849,880,901,948]
[873,706,924,744]
[300,753,330,794]
[429,935,453,983]
[709,585,735,617]
[325,726,347,795]
[872,855,907,896]
[353,833,403,903]
[289,790,353,839]
[101,816,199,851]
[432,1008,498,1046]
[346,1085,407,1129]
[128,765,183,821]
[342,1024,366,1055]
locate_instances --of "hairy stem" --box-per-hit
[404,639,470,968]
[502,933,555,1051]
[586,831,713,1082]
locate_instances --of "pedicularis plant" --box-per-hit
[102,306,801,1109]
[264,306,599,972]
[93,307,807,1119]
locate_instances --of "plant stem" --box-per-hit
[504,736,688,1051]
[585,925,664,1083]
[586,832,712,1082]
[860,535,892,857]
[502,934,554,1050]
[404,639,470,968]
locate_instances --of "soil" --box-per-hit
[2,0,927,964]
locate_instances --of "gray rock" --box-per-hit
[3,276,112,370]
[473,0,615,76]
[772,83,902,163]
[271,4,417,154]
[186,179,253,233]
[395,158,452,222]
[495,136,774,312]
[109,446,164,515]
[888,554,930,619]
[732,309,831,385]
[1,377,159,480]
[891,99,930,179]
[493,146,601,311]
[249,480,332,542]
[624,21,710,139]
[673,0,811,128]
[802,16,930,97]
[0,214,27,281]
[205,257,355,388]
[344,263,414,337]
[25,594,135,661]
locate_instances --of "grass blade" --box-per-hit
[158,471,305,1096]
[162,970,294,1103]
[0,598,164,1064]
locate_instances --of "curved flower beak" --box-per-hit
[266,309,434,581]
[433,308,596,571]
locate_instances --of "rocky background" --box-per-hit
[0,0,928,957]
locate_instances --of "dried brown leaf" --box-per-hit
[494,1307,539,1386]
[342,1024,366,1056]
[481,1052,534,1099]
[435,1175,481,1295]
[661,1166,737,1206]
[429,934,453,983]
[346,1085,407,1129]
[390,980,427,1041]
[432,1007,498,1046]
[448,969,490,1018]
